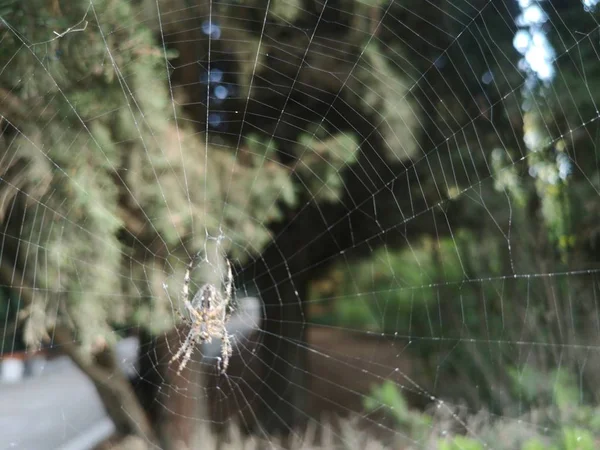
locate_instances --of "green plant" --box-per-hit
[509,367,580,411]
[364,380,430,437]
[562,428,595,450]
[438,436,484,450]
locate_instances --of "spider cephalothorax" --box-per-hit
[169,254,234,375]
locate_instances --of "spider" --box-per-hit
[169,254,235,376]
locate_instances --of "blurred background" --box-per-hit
[1,0,600,449]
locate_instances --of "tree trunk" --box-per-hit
[255,267,309,434]
[0,262,159,446]
[154,327,207,450]
[52,326,159,446]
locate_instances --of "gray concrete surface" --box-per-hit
[0,356,115,450]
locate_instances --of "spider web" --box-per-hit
[1,0,600,449]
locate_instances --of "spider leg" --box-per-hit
[174,307,187,324]
[224,258,233,302]
[225,299,237,322]
[169,332,191,364]
[182,255,195,305]
[168,252,206,375]
[223,259,236,320]
[180,251,205,315]
[169,323,198,365]
[176,340,196,376]
[219,330,232,374]
[177,255,195,322]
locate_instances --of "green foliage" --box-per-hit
[315,172,598,409]
[520,110,577,260]
[268,0,303,23]
[312,237,464,333]
[367,371,600,450]
[438,436,484,450]
[364,380,430,436]
[521,427,596,450]
[346,42,421,163]
[333,295,378,331]
[562,428,595,450]
[439,421,600,450]
[3,0,411,353]
[295,130,360,203]
[491,148,527,207]
[509,367,580,411]
[522,439,556,450]
[0,0,304,353]
[246,133,279,161]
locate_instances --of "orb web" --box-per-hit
[1,0,600,449]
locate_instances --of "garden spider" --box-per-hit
[169,254,234,375]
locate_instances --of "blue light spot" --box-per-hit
[481,71,493,85]
[209,68,223,83]
[214,85,229,100]
[201,20,213,35]
[208,113,222,127]
[201,20,221,39]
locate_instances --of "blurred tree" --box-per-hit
[304,0,600,418]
